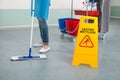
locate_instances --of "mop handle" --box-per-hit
[86,0,95,16]
[71,0,73,18]
[85,0,89,16]
[28,0,35,56]
[30,0,35,49]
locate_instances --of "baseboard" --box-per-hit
[110,16,120,19]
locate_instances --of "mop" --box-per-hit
[10,0,47,61]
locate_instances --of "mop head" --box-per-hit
[10,54,47,61]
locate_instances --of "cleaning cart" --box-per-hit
[58,0,111,40]
[58,0,99,38]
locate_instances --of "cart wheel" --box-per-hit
[60,34,64,38]
[99,33,105,40]
[73,37,76,42]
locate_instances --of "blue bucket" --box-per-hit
[58,18,72,34]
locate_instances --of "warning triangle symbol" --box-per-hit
[79,35,94,48]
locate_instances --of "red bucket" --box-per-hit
[65,19,80,36]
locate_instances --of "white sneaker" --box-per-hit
[33,43,43,47]
[39,47,51,53]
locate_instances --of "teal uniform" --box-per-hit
[31,0,50,20]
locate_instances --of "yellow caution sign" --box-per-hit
[72,16,98,68]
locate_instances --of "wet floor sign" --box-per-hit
[72,16,98,68]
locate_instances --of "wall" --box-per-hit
[0,0,73,27]
[0,0,84,9]
[0,9,71,26]
[110,0,120,18]
[0,0,120,27]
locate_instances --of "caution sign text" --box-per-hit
[80,28,96,34]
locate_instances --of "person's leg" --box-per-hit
[38,18,49,45]
[38,18,50,52]
[33,18,43,47]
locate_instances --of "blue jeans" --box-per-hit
[37,18,49,45]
